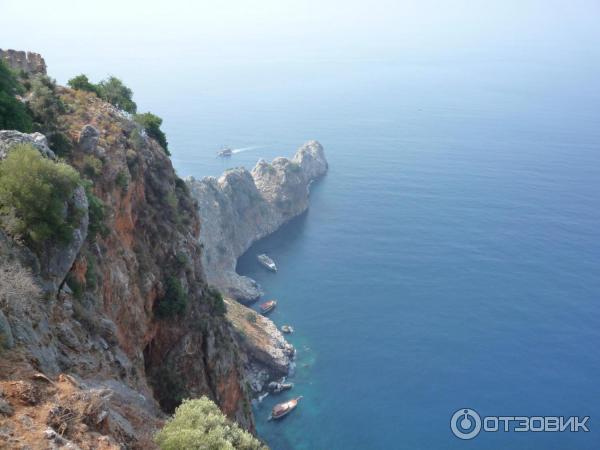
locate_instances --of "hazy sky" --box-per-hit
[2,1,599,70]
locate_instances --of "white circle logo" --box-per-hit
[450,408,482,440]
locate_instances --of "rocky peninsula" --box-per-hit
[187,141,328,302]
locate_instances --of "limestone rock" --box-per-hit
[225,299,295,393]
[187,140,327,301]
[0,311,14,349]
[42,185,89,293]
[0,130,56,160]
[78,125,100,154]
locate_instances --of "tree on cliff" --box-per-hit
[154,397,267,450]
[97,76,137,113]
[134,112,169,154]
[67,74,100,96]
[0,144,82,247]
[0,60,33,132]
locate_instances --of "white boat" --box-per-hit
[269,397,302,420]
[217,146,233,157]
[257,254,277,272]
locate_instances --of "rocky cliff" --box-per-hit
[0,49,47,75]
[187,141,328,301]
[225,299,295,393]
[0,88,254,447]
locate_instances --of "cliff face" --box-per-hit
[0,88,254,448]
[187,141,328,301]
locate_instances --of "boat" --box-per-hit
[268,380,294,393]
[259,300,277,314]
[281,325,294,334]
[217,146,233,157]
[257,253,277,272]
[269,397,302,420]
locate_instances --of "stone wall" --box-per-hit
[0,48,47,75]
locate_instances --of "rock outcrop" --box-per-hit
[0,130,56,160]
[225,299,295,393]
[0,49,47,75]
[187,140,328,301]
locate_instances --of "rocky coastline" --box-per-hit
[187,143,327,395]
[187,141,328,302]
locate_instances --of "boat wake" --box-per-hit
[232,145,263,154]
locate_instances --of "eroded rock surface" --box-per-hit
[225,299,295,393]
[0,85,255,447]
[188,140,328,301]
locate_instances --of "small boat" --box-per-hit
[217,146,233,157]
[259,300,277,314]
[281,325,294,334]
[268,381,294,394]
[269,397,302,420]
[257,254,277,272]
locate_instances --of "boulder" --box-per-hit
[0,130,55,160]
[42,185,89,292]
[78,125,100,154]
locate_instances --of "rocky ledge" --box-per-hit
[187,140,328,301]
[225,299,295,393]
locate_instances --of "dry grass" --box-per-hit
[0,261,40,312]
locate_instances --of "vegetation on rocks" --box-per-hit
[156,276,188,318]
[83,181,108,241]
[68,74,171,154]
[66,74,100,96]
[0,144,82,248]
[134,112,169,154]
[154,397,266,450]
[0,60,32,132]
[68,74,137,113]
[207,287,227,315]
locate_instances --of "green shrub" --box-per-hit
[67,74,100,96]
[0,144,82,248]
[84,181,109,241]
[246,312,257,324]
[48,132,73,158]
[207,287,226,316]
[115,170,129,191]
[83,155,103,178]
[0,60,33,132]
[154,397,266,450]
[27,75,65,132]
[175,252,190,271]
[97,76,137,113]
[134,112,169,154]
[68,74,137,113]
[85,254,98,290]
[126,149,139,172]
[156,276,188,318]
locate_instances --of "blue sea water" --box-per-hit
[157,57,599,449]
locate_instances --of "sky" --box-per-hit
[1,1,599,122]
[2,0,599,73]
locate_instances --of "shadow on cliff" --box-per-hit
[235,177,326,290]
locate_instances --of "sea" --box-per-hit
[56,51,600,449]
